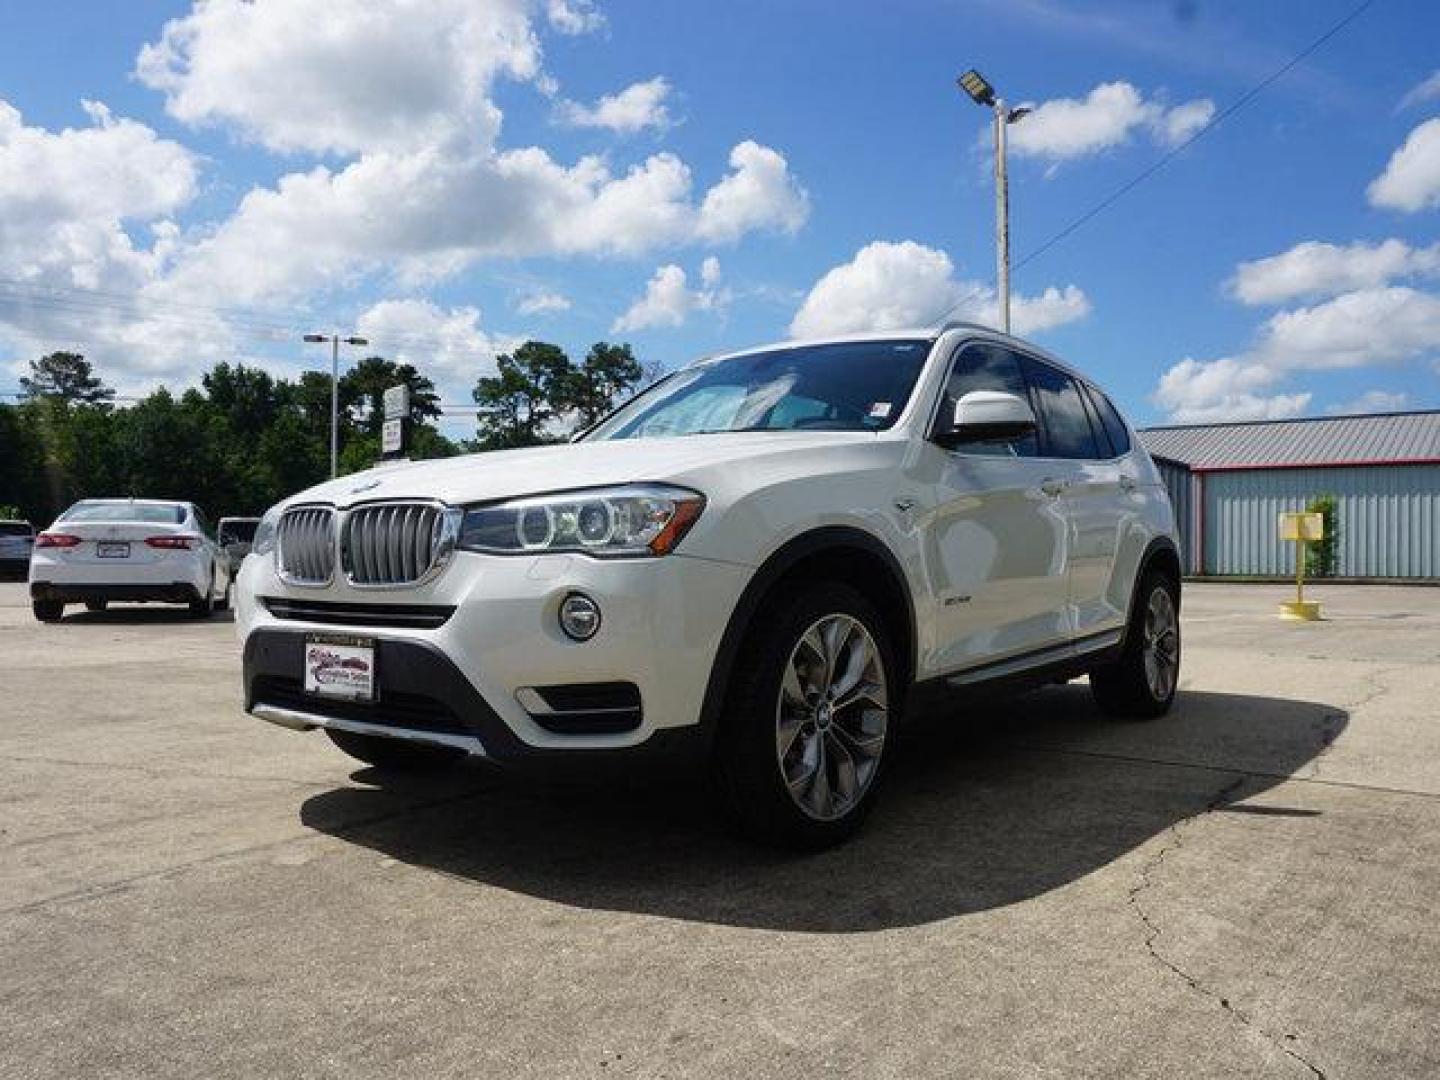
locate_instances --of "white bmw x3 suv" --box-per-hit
[237,324,1181,847]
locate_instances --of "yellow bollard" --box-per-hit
[1277,511,1323,621]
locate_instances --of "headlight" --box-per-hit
[251,505,283,557]
[458,485,705,558]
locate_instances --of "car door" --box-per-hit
[1017,356,1125,645]
[914,342,1072,676]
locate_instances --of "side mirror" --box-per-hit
[934,390,1037,447]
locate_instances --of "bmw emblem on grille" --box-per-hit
[349,478,382,494]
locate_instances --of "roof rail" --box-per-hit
[934,319,996,336]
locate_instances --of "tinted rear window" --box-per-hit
[0,523,32,537]
[1022,358,1103,460]
[223,521,258,542]
[1084,384,1132,456]
[60,502,186,524]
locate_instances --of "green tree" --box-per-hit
[19,352,114,404]
[1304,495,1340,578]
[341,355,441,437]
[567,341,643,428]
[472,341,574,450]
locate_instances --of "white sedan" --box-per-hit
[29,499,232,622]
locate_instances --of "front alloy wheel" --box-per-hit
[717,582,896,848]
[776,614,889,822]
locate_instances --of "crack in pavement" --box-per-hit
[1127,773,1327,1079]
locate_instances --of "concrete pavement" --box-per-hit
[1,581,1437,1078]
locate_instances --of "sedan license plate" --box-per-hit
[97,542,130,559]
[303,633,375,702]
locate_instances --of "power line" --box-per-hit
[926,0,1379,328]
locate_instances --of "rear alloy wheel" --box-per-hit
[717,583,895,849]
[325,729,464,772]
[85,600,108,613]
[33,600,64,623]
[1090,571,1181,719]
[215,577,231,612]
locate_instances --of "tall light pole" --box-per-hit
[303,332,369,478]
[958,69,1030,334]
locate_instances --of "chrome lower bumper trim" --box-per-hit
[250,703,486,757]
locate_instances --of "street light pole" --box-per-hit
[993,96,1011,334]
[303,332,369,478]
[958,69,1029,335]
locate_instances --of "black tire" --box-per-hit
[188,570,215,619]
[85,599,109,613]
[33,600,64,623]
[325,729,464,772]
[1090,570,1181,719]
[714,581,898,850]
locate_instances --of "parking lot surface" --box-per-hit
[2,580,1438,1078]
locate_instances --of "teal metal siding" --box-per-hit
[1155,458,1201,574]
[1202,464,1440,578]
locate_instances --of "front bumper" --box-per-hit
[236,547,752,771]
[243,629,706,777]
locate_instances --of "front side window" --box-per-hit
[584,339,931,441]
[1021,358,1102,460]
[937,344,1037,457]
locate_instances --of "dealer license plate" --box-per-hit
[97,542,130,558]
[303,633,375,702]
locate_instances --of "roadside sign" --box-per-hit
[383,384,409,421]
[381,418,403,455]
[1278,512,1324,542]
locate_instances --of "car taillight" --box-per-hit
[35,533,81,548]
[145,535,198,550]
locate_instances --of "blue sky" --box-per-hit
[1,0,1438,432]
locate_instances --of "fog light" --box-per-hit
[558,592,601,641]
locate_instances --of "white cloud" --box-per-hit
[788,240,1090,339]
[1330,390,1409,415]
[611,259,727,332]
[0,98,220,391]
[1005,81,1215,163]
[696,140,809,243]
[0,100,196,289]
[1253,286,1440,370]
[136,0,541,156]
[1153,286,1440,422]
[546,0,605,35]
[356,299,513,387]
[158,140,805,306]
[514,289,571,315]
[1230,239,1440,305]
[1368,118,1440,213]
[1153,357,1310,423]
[1399,70,1440,111]
[558,77,672,133]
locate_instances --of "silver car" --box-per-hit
[0,519,35,579]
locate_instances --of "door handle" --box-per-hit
[1119,475,1137,493]
[1039,477,1068,498]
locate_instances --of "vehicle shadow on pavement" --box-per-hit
[299,685,1347,932]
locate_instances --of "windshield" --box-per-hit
[585,339,933,441]
[60,501,185,524]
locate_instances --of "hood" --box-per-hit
[286,431,878,509]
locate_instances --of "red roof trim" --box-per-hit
[1190,457,1440,473]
